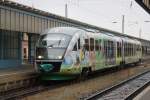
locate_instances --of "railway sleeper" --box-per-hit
[0,78,37,94]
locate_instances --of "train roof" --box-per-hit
[41,27,85,36]
[122,37,141,45]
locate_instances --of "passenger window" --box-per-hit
[99,40,101,50]
[84,39,89,51]
[90,38,94,51]
[95,40,99,51]
[78,39,80,49]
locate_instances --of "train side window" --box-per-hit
[127,43,129,56]
[104,40,107,57]
[117,42,122,57]
[132,44,134,56]
[131,44,132,56]
[106,40,108,58]
[95,40,99,51]
[90,38,94,51]
[134,44,135,56]
[99,39,101,51]
[129,43,131,56]
[131,43,133,56]
[84,39,89,51]
[117,42,119,57]
[78,39,80,49]
[111,41,114,58]
[108,41,112,58]
[124,43,126,56]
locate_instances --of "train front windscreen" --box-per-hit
[36,33,71,60]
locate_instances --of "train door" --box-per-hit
[22,33,29,64]
[72,36,85,67]
[89,38,96,70]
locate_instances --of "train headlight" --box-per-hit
[58,56,62,59]
[38,55,43,59]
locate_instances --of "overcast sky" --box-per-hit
[11,0,150,40]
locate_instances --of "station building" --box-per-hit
[0,0,103,68]
[135,0,150,14]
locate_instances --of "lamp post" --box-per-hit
[122,15,125,34]
[112,15,125,34]
[139,20,150,38]
[65,3,68,18]
[112,19,150,38]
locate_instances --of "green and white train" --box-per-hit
[35,27,143,80]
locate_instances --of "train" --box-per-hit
[35,27,150,80]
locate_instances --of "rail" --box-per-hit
[81,70,150,100]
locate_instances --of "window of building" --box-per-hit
[0,30,20,59]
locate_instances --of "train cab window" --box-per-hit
[73,43,77,51]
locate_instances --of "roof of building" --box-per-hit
[135,0,150,14]
[0,0,149,42]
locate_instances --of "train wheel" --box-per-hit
[79,68,90,81]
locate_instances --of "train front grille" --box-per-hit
[37,62,62,73]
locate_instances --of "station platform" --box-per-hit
[0,64,35,75]
[0,64,38,93]
[134,86,150,100]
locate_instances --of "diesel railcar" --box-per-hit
[35,27,142,80]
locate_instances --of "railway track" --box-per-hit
[81,70,150,100]
[0,81,70,100]
[1,62,150,100]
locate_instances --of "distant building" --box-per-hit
[135,0,150,14]
[0,0,105,68]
